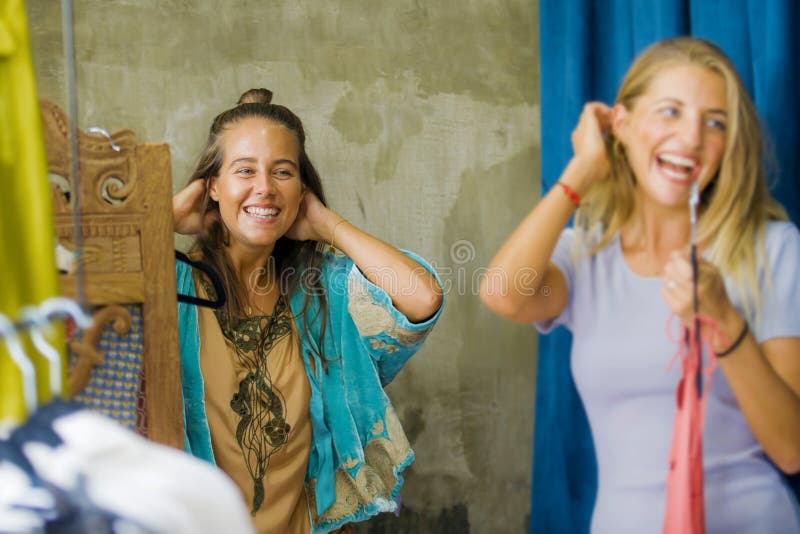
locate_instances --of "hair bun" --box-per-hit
[237,88,273,105]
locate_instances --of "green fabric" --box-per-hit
[0,0,61,421]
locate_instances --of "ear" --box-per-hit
[611,103,630,143]
[208,177,219,202]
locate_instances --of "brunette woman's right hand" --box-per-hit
[568,102,614,191]
[173,179,217,235]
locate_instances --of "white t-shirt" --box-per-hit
[537,221,800,534]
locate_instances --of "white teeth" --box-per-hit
[245,206,279,217]
[659,153,696,168]
[661,166,691,180]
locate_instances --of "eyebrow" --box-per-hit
[227,157,299,169]
[274,159,299,168]
[654,98,727,116]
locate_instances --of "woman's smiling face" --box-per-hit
[614,63,728,209]
[209,117,305,255]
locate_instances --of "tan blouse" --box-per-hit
[195,277,312,534]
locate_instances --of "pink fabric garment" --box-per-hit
[663,317,720,534]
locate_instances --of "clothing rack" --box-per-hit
[0,298,92,415]
[6,312,77,335]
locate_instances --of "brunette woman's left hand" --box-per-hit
[661,249,740,329]
[286,191,442,322]
[285,191,342,243]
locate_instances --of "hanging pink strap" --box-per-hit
[662,315,724,534]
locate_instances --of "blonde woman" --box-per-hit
[481,37,800,532]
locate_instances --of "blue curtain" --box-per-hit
[533,1,800,532]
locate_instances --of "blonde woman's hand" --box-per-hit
[661,250,743,345]
[568,102,614,190]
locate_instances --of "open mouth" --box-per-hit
[657,153,697,182]
[244,206,280,220]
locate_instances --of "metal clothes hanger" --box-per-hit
[6,299,93,448]
[38,297,93,331]
[86,127,121,152]
[18,307,63,399]
[689,182,702,395]
[0,314,37,415]
[18,298,93,398]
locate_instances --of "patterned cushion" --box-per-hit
[68,304,147,435]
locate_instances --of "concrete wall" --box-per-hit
[27,1,540,531]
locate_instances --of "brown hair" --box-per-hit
[186,88,330,359]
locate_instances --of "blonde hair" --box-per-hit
[576,37,787,319]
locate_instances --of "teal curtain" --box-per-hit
[534,1,800,532]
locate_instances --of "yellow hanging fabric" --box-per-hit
[0,0,62,422]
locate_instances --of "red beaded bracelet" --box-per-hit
[557,181,581,207]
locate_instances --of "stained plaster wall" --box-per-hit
[27,1,540,531]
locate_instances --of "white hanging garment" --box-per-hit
[10,401,254,534]
[0,440,57,533]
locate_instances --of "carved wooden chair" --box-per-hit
[40,99,183,448]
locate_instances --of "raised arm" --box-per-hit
[173,179,218,235]
[287,192,442,324]
[479,102,612,323]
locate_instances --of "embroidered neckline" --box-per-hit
[201,279,294,515]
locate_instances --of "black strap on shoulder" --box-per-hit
[175,251,226,309]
